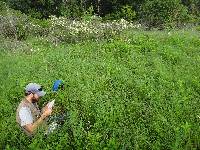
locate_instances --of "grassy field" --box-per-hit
[0,29,200,149]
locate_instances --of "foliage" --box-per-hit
[82,6,95,21]
[0,4,50,40]
[1,1,200,149]
[181,0,200,17]
[2,0,200,28]
[0,29,200,149]
[140,0,190,29]
[0,3,141,43]
[196,26,200,31]
[1,0,200,29]
[48,16,140,44]
[5,0,63,19]
[104,5,136,22]
[60,0,84,19]
[120,5,137,21]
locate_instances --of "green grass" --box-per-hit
[0,29,200,149]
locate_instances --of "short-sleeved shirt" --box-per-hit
[19,107,33,126]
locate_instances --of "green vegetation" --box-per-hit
[140,0,190,29]
[1,0,200,149]
[0,29,200,149]
[1,0,200,28]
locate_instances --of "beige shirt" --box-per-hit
[16,99,41,136]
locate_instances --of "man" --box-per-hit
[16,83,53,137]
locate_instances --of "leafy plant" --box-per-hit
[120,5,136,21]
[1,29,200,149]
[140,0,190,29]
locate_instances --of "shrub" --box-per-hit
[104,5,136,22]
[0,3,140,45]
[48,16,141,44]
[120,5,136,21]
[1,30,200,149]
[0,4,50,41]
[140,0,190,29]
[196,26,200,31]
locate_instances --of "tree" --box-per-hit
[140,0,190,28]
[181,0,200,16]
[5,0,63,18]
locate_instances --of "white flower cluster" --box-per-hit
[1,12,142,45]
[49,16,141,42]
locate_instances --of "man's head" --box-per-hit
[25,83,46,102]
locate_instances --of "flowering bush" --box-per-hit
[48,15,141,43]
[0,5,141,45]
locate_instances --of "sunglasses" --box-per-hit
[38,86,43,91]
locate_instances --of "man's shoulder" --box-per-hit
[16,99,31,115]
[18,99,31,108]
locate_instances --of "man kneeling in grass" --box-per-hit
[16,83,53,137]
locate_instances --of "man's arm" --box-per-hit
[23,108,52,134]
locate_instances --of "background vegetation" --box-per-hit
[0,0,200,149]
[1,0,200,28]
[1,29,200,149]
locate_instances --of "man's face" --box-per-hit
[32,93,40,102]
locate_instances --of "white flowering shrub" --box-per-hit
[49,15,141,43]
[0,5,141,46]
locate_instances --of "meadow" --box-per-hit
[0,29,200,149]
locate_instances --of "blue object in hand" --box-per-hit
[52,80,62,92]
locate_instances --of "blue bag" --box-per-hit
[52,80,63,92]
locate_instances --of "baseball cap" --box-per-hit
[25,83,46,97]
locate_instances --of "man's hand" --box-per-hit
[41,107,52,118]
[42,103,53,113]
